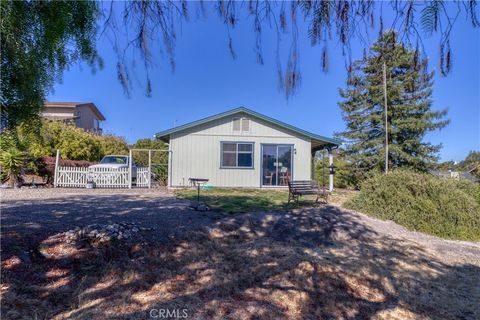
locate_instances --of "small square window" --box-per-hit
[238,153,252,167]
[222,153,236,167]
[223,143,236,152]
[238,143,253,152]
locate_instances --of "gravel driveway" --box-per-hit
[2,188,478,264]
[334,206,480,265]
[1,188,223,257]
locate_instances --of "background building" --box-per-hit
[42,102,105,133]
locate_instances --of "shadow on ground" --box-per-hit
[1,194,479,319]
[1,194,221,257]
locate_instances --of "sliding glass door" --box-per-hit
[261,144,293,186]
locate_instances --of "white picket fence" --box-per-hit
[87,167,130,188]
[136,167,150,188]
[55,166,150,188]
[56,167,89,188]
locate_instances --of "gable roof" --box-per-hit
[44,102,106,121]
[155,107,341,147]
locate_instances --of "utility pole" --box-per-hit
[383,61,389,174]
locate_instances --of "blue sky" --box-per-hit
[48,2,479,162]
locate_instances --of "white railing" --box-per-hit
[136,167,150,188]
[55,166,150,188]
[87,167,130,188]
[56,167,88,188]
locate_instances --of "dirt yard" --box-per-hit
[1,188,479,319]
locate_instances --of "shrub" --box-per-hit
[130,138,168,166]
[345,170,480,241]
[0,147,26,186]
[315,156,355,189]
[130,138,169,185]
[27,120,128,161]
[98,134,129,156]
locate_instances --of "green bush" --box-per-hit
[315,156,355,189]
[25,120,128,161]
[0,147,26,186]
[130,138,169,185]
[345,170,480,241]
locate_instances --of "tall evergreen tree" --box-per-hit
[338,31,449,182]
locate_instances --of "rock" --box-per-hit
[56,221,152,246]
[196,204,210,212]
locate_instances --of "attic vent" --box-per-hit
[233,117,250,132]
[233,117,241,131]
[241,118,250,131]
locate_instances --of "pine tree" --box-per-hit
[338,31,449,183]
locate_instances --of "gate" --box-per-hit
[136,167,150,187]
[56,167,136,188]
[56,167,88,187]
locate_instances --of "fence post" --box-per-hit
[54,149,60,188]
[148,150,152,189]
[129,149,132,189]
[328,148,334,192]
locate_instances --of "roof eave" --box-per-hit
[44,102,106,121]
[78,103,106,121]
[155,107,342,146]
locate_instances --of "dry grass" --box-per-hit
[2,206,479,320]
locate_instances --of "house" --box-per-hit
[431,170,479,183]
[155,107,341,189]
[42,102,106,133]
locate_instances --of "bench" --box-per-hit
[288,180,329,204]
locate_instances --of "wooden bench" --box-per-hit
[288,180,328,204]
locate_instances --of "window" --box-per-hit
[233,117,250,132]
[100,156,128,164]
[221,142,254,168]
